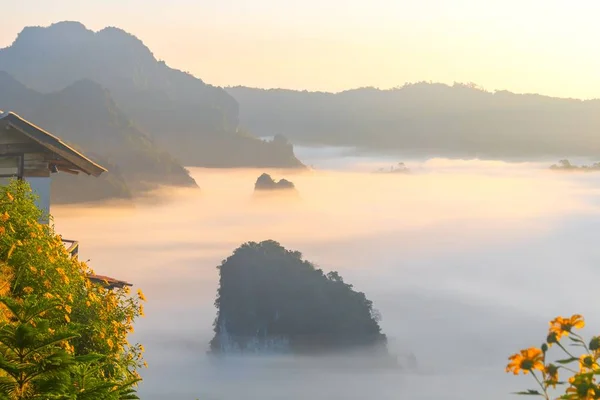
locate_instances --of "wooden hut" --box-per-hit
[0,111,131,289]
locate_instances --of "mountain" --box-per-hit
[210,240,388,355]
[0,21,304,168]
[254,173,296,191]
[227,82,600,159]
[0,72,196,203]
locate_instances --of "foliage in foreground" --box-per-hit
[0,180,146,399]
[507,314,600,399]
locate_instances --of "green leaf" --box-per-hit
[555,357,579,364]
[513,389,544,396]
[73,353,105,363]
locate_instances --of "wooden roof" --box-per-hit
[0,111,106,177]
[88,274,132,289]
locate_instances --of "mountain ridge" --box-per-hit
[0,72,197,203]
[0,21,304,169]
[227,81,600,158]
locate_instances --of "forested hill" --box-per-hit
[211,240,387,355]
[0,72,195,203]
[0,21,304,169]
[228,83,600,158]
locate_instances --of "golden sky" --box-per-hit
[1,0,598,98]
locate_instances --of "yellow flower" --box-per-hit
[64,314,70,323]
[66,294,73,303]
[579,354,598,372]
[29,266,37,274]
[506,348,544,375]
[143,361,148,368]
[22,286,34,295]
[43,292,53,299]
[107,338,114,349]
[48,328,55,334]
[0,226,5,235]
[137,289,146,302]
[64,305,71,314]
[566,379,598,400]
[86,301,91,307]
[44,280,51,289]
[29,232,37,238]
[6,192,13,202]
[544,364,559,388]
[549,314,585,339]
[139,344,145,352]
[0,212,9,222]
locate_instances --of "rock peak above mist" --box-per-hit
[210,240,390,358]
[254,173,296,192]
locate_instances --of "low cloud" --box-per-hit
[51,161,600,399]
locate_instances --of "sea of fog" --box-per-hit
[51,147,600,400]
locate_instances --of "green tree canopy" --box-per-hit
[0,180,146,399]
[211,240,386,354]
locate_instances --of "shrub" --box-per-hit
[0,179,146,399]
[506,314,600,399]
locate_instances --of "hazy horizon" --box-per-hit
[3,1,600,99]
[48,157,600,399]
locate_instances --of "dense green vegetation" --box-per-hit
[0,22,304,170]
[210,240,386,354]
[228,82,600,158]
[0,180,146,398]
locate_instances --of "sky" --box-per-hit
[1,0,599,98]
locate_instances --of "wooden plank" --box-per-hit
[47,159,78,167]
[23,153,46,161]
[0,128,36,145]
[0,143,45,155]
[23,169,50,178]
[56,166,79,175]
[24,154,48,170]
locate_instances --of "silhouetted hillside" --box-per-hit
[0,72,196,203]
[50,155,132,204]
[374,162,411,174]
[228,82,600,158]
[549,159,600,172]
[210,240,387,355]
[0,22,304,168]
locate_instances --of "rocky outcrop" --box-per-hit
[209,241,388,356]
[254,173,296,192]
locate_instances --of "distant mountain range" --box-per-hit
[5,21,600,204]
[0,21,304,202]
[228,83,600,159]
[0,72,195,203]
